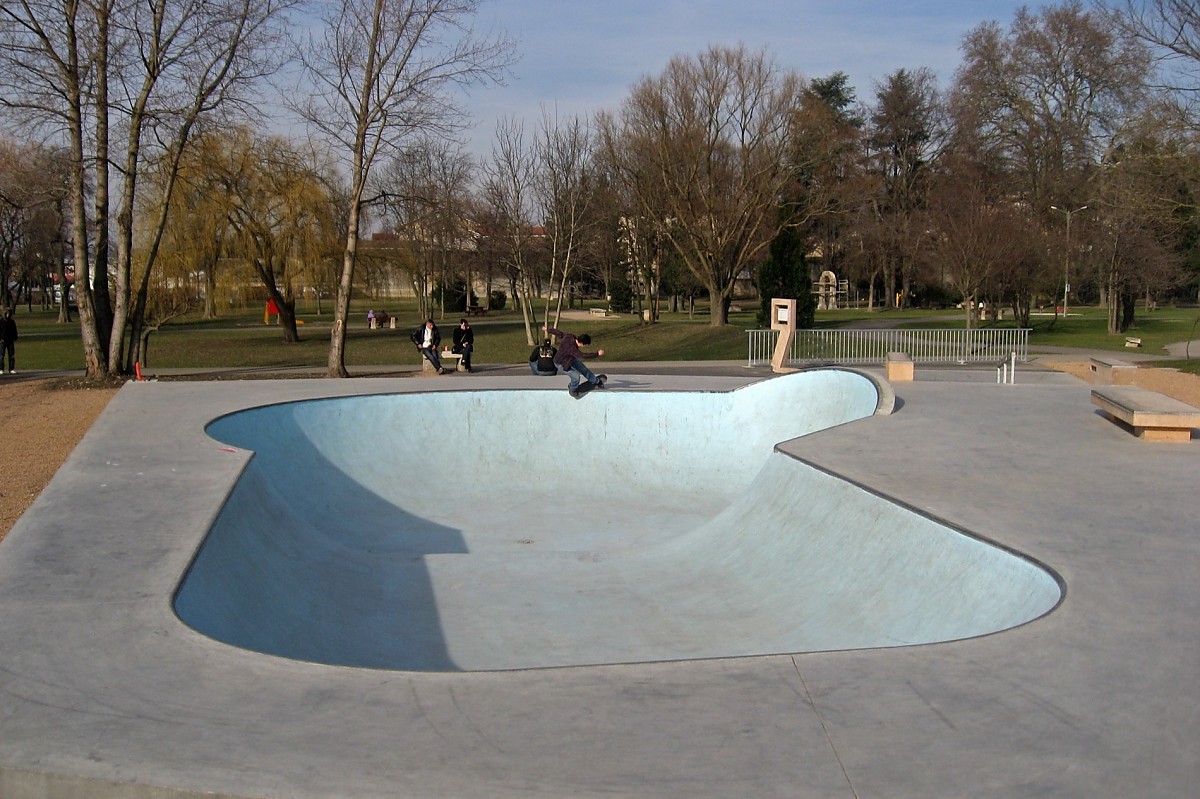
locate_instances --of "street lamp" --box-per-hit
[1050,205,1087,318]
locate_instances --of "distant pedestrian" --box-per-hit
[0,309,16,374]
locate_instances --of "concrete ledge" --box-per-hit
[885,351,914,382]
[1091,386,1200,441]
[1089,356,1136,386]
[421,352,467,372]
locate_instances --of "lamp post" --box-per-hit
[1050,205,1087,318]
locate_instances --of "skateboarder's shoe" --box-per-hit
[569,387,580,398]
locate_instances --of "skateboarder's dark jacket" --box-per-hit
[546,328,597,370]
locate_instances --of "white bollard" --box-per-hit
[997,352,1018,385]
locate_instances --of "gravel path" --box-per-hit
[0,379,119,541]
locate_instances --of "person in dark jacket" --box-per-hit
[410,319,445,374]
[545,326,604,396]
[452,318,474,372]
[528,339,558,375]
[0,309,16,374]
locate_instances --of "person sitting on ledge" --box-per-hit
[410,319,446,374]
[529,338,558,375]
[452,318,474,372]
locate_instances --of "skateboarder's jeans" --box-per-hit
[562,357,597,390]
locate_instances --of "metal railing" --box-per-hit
[747,328,1031,367]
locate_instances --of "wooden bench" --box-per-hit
[1125,337,1142,348]
[466,305,488,317]
[367,311,391,329]
[885,351,914,382]
[1089,356,1136,386]
[1091,386,1200,442]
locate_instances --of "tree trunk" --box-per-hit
[205,268,218,319]
[1118,292,1135,332]
[328,198,361,377]
[518,271,537,345]
[277,296,300,342]
[90,6,114,368]
[709,281,730,326]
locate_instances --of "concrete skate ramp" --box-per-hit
[174,370,1061,671]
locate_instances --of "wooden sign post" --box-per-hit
[770,298,797,373]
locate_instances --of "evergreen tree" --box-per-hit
[757,222,814,327]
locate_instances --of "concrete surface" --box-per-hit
[0,364,1197,798]
[174,371,1057,672]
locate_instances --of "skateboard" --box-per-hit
[570,374,607,399]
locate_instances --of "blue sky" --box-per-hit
[463,0,1041,156]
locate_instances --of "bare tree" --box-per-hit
[480,116,541,344]
[534,108,597,329]
[0,138,69,310]
[951,1,1155,325]
[120,0,295,372]
[2,0,111,375]
[953,1,1151,209]
[297,0,513,378]
[1,0,293,379]
[1115,0,1200,99]
[375,138,475,320]
[926,154,1024,328]
[1092,115,1188,331]
[601,44,802,325]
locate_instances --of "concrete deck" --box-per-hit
[1,364,1197,798]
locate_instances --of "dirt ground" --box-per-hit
[1,362,1198,543]
[0,379,120,542]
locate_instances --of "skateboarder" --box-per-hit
[544,325,605,397]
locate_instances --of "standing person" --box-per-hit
[452,318,474,372]
[0,309,16,374]
[528,338,558,376]
[410,319,445,374]
[544,326,605,396]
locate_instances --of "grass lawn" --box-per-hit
[11,300,1199,373]
[11,300,762,371]
[877,305,1200,356]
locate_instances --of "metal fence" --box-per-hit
[746,328,1031,367]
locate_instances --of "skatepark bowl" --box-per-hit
[174,369,1062,672]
